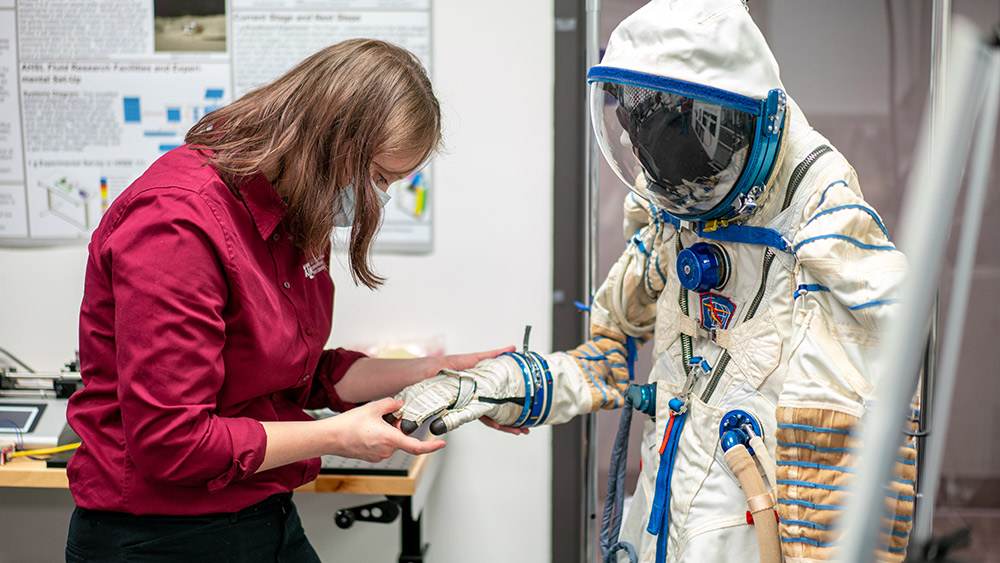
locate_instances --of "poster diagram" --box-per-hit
[121,86,227,153]
[1,1,433,251]
[36,173,99,230]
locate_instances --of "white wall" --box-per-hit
[0,1,555,561]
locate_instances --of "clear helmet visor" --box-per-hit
[590,81,759,219]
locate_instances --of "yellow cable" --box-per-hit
[7,442,81,458]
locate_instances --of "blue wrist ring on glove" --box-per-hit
[502,351,554,428]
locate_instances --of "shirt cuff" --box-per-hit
[307,348,367,412]
[207,417,266,493]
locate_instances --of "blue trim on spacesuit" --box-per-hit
[805,204,890,238]
[488,352,549,427]
[777,441,852,454]
[647,401,688,563]
[657,209,791,252]
[777,422,856,435]
[630,232,658,295]
[781,518,837,531]
[503,352,533,426]
[629,221,671,293]
[587,66,761,113]
[658,211,680,229]
[847,299,900,310]
[651,221,668,286]
[777,459,916,550]
[816,180,848,208]
[499,352,553,427]
[632,236,650,256]
[885,491,916,502]
[529,352,555,425]
[776,479,847,492]
[700,221,789,250]
[626,336,637,381]
[792,234,897,253]
[794,284,830,299]
[777,460,854,473]
[569,343,616,407]
[781,536,839,548]
[778,498,841,511]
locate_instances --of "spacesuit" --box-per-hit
[394,1,916,561]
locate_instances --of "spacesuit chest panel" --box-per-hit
[652,228,791,403]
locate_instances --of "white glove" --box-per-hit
[393,353,552,435]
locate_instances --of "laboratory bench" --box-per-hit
[0,443,442,563]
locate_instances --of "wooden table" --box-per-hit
[0,457,69,488]
[0,450,441,563]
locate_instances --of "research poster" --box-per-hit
[0,0,433,252]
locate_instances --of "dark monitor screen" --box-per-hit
[0,403,46,434]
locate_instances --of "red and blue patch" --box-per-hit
[700,293,736,331]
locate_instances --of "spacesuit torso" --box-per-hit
[590,111,914,562]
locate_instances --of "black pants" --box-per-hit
[65,493,321,562]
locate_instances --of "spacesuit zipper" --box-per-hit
[697,145,832,403]
[677,235,694,374]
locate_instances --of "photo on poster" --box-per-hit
[154,0,227,52]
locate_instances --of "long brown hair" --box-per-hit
[186,39,441,288]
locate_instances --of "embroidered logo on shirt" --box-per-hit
[303,256,327,279]
[700,293,735,331]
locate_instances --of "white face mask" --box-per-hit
[332,183,393,228]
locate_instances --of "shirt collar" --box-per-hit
[237,172,286,240]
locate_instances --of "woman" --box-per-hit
[65,39,505,562]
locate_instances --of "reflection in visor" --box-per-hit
[598,82,758,217]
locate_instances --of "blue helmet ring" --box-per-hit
[589,67,786,221]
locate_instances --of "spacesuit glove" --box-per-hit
[393,352,552,435]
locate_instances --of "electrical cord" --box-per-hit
[0,420,23,449]
[7,442,81,459]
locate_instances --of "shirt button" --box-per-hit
[305,328,314,336]
[283,282,291,289]
[272,233,280,241]
[301,374,311,383]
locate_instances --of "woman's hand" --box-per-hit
[324,398,445,462]
[258,397,444,472]
[480,415,530,436]
[427,345,516,378]
[335,346,516,404]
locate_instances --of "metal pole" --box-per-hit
[913,42,1000,548]
[582,0,601,561]
[913,0,950,541]
[835,20,984,562]
[930,0,951,122]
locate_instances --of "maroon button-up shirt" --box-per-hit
[68,146,363,515]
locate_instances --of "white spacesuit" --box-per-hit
[394,1,916,561]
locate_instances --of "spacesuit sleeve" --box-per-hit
[776,169,916,561]
[543,194,672,423]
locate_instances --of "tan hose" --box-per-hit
[724,444,781,563]
[748,434,777,489]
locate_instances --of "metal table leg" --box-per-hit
[333,495,428,563]
[390,495,428,563]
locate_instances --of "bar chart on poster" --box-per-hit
[0,0,434,251]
